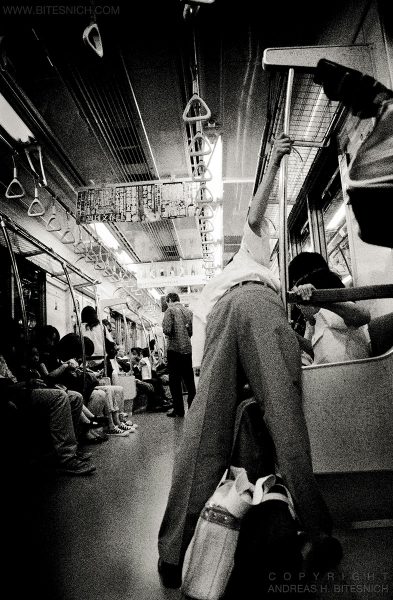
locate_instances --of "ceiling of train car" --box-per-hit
[0,0,360,271]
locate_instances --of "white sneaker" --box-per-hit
[118,422,136,433]
[107,426,129,437]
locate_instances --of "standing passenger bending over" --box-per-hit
[162,293,196,417]
[157,133,341,588]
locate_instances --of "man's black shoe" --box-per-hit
[301,534,343,577]
[157,558,182,588]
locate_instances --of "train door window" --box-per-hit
[13,256,46,331]
[321,187,352,286]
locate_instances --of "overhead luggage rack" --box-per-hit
[0,212,97,291]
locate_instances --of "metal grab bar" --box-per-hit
[63,262,86,386]
[278,68,294,314]
[5,156,25,199]
[183,93,211,123]
[27,185,45,217]
[287,284,393,304]
[1,218,28,340]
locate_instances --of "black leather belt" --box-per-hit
[224,280,272,297]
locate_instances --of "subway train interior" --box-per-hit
[1,1,393,599]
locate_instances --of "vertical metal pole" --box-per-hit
[278,68,294,314]
[122,308,132,377]
[1,218,29,341]
[138,310,150,354]
[94,285,108,377]
[62,262,86,381]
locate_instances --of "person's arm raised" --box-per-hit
[248,133,292,235]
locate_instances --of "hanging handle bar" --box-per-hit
[199,219,214,233]
[189,132,213,157]
[198,204,214,219]
[27,185,46,217]
[60,212,76,244]
[194,184,214,204]
[82,22,104,58]
[46,199,62,232]
[183,93,212,123]
[5,156,25,199]
[278,69,294,314]
[292,139,330,148]
[192,162,213,182]
[25,145,47,186]
[288,284,393,304]
[73,226,87,254]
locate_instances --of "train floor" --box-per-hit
[7,406,393,600]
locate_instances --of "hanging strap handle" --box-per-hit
[198,204,214,219]
[27,185,46,217]
[199,219,214,233]
[5,156,25,199]
[60,212,76,244]
[188,131,213,157]
[25,145,47,186]
[46,199,62,232]
[73,226,87,254]
[192,162,212,182]
[82,21,103,58]
[194,184,214,204]
[183,93,211,123]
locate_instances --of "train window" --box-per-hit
[322,188,352,285]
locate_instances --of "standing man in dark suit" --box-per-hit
[162,293,196,417]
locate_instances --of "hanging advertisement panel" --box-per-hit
[130,259,206,288]
[76,179,202,223]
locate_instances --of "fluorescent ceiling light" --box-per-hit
[90,223,119,249]
[326,203,346,231]
[116,249,134,265]
[149,288,161,301]
[0,94,34,142]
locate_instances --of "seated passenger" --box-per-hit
[57,333,136,436]
[0,324,95,476]
[289,252,371,364]
[140,347,171,412]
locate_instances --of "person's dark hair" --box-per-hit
[289,252,344,290]
[58,334,95,361]
[81,305,100,329]
[166,292,180,303]
[142,347,150,358]
[102,318,112,331]
[34,325,60,350]
[149,338,156,351]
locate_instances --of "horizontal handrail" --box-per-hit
[287,284,393,304]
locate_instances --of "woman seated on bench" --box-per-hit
[289,252,393,364]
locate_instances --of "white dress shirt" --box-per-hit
[192,218,280,368]
[308,308,371,364]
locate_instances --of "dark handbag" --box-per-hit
[225,478,303,599]
[62,368,99,400]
